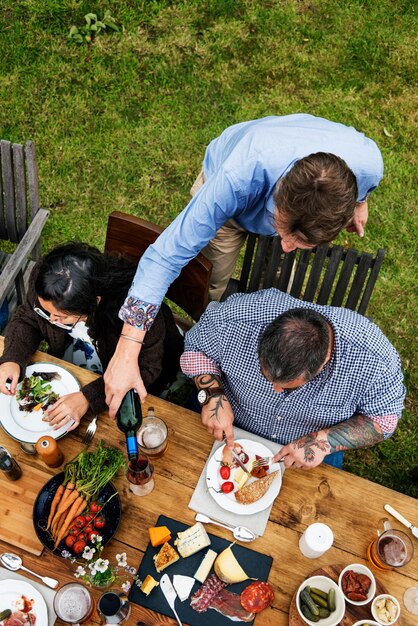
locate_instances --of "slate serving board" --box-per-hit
[129,514,273,626]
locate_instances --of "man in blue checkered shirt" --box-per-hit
[180,289,405,469]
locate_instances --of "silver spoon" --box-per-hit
[195,513,256,542]
[0,552,59,588]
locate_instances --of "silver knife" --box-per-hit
[229,447,252,476]
[384,504,418,539]
[160,574,183,626]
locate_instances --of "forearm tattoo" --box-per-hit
[294,415,383,464]
[327,414,383,453]
[195,373,221,388]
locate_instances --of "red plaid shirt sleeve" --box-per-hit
[180,351,222,378]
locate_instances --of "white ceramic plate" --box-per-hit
[0,578,48,625]
[0,362,80,444]
[206,438,282,515]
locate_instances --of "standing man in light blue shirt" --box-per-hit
[104,114,383,415]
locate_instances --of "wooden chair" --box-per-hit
[104,211,212,325]
[0,140,49,319]
[222,234,385,316]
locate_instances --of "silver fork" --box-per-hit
[252,454,288,468]
[82,415,98,445]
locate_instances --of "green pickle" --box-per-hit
[310,587,328,600]
[310,592,329,609]
[300,602,320,622]
[327,587,336,612]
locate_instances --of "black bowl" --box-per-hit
[33,472,122,557]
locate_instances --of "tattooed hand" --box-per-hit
[201,395,235,444]
[278,432,330,469]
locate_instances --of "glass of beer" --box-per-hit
[367,524,414,570]
[53,582,94,624]
[137,406,168,459]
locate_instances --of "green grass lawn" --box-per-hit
[1,0,417,495]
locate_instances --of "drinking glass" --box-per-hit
[97,589,131,624]
[137,409,168,459]
[367,521,414,570]
[403,586,418,615]
[126,454,154,496]
[53,582,94,625]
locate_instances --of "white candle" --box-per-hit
[299,523,334,558]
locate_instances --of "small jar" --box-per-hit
[35,436,64,467]
[0,446,22,481]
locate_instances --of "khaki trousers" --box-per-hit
[191,170,248,301]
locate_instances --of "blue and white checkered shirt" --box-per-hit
[181,290,405,444]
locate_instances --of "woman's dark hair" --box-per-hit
[35,241,135,343]
[274,152,358,246]
[258,308,330,383]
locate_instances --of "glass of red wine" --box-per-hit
[126,454,154,496]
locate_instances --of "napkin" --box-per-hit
[0,566,57,625]
[188,426,284,537]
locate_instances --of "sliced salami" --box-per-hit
[210,588,254,622]
[190,573,226,613]
[240,581,275,613]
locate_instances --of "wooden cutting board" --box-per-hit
[289,564,394,626]
[0,464,47,555]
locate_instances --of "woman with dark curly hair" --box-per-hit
[0,242,183,431]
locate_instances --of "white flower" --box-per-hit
[74,566,86,578]
[95,558,109,573]
[89,566,97,576]
[116,553,127,567]
[82,546,96,560]
[61,550,72,559]
[121,581,132,594]
[128,566,136,575]
[91,533,102,544]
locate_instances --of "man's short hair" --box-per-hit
[258,308,329,383]
[274,152,358,246]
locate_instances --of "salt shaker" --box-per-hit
[0,446,22,481]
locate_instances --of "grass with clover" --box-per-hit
[0,0,416,496]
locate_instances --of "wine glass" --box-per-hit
[404,586,418,615]
[126,454,154,496]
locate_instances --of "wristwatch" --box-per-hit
[197,387,225,406]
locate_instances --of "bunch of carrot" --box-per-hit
[46,441,125,549]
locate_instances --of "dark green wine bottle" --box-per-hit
[116,389,142,460]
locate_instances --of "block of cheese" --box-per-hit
[234,466,250,490]
[140,574,159,596]
[148,525,171,547]
[153,542,180,572]
[174,522,211,557]
[194,548,217,583]
[172,574,195,601]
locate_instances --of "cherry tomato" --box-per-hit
[221,481,234,494]
[77,531,88,542]
[220,465,231,480]
[73,516,86,528]
[65,535,76,548]
[84,513,94,524]
[90,502,102,514]
[67,525,79,536]
[94,515,106,529]
[87,530,98,542]
[84,524,94,535]
[73,540,87,555]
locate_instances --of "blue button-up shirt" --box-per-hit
[121,115,383,328]
[180,289,404,444]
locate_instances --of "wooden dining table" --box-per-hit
[0,338,417,626]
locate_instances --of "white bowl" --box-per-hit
[338,563,376,606]
[352,621,381,626]
[371,594,401,625]
[296,575,345,626]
